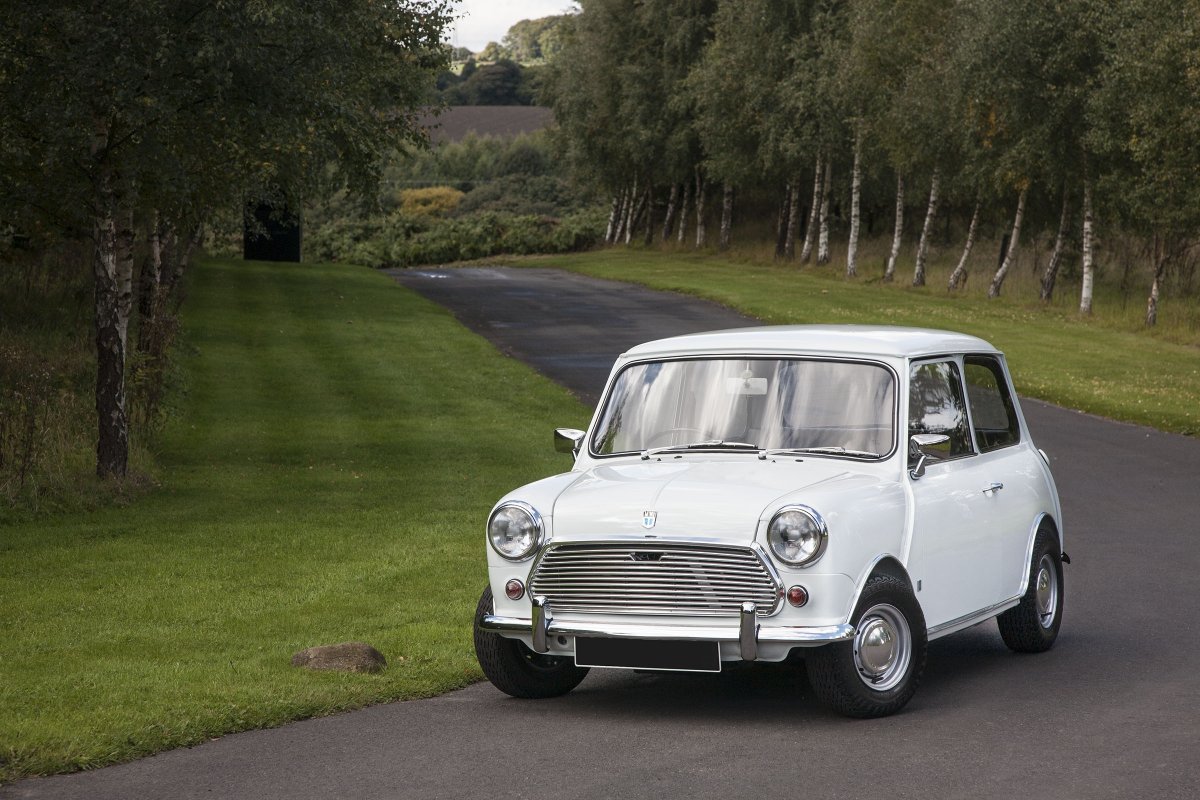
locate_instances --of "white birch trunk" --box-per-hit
[785,175,802,261]
[1040,190,1071,301]
[138,210,163,322]
[677,180,692,245]
[694,166,707,248]
[774,183,790,259]
[846,136,862,278]
[883,174,905,282]
[817,157,832,265]
[605,193,621,244]
[912,168,941,287]
[1147,236,1166,327]
[719,183,734,251]
[1079,180,1095,314]
[948,199,981,290]
[622,177,639,245]
[988,186,1028,298]
[661,183,679,242]
[642,187,655,246]
[800,154,821,263]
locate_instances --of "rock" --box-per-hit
[291,642,387,674]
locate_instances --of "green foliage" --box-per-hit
[440,59,540,105]
[397,186,465,218]
[0,258,590,780]
[502,15,573,62]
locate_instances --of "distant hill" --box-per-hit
[419,106,553,144]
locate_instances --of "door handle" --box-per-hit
[982,482,1004,495]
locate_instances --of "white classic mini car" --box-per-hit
[474,325,1066,717]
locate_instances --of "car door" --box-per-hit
[961,354,1043,603]
[906,358,1003,630]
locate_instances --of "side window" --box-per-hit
[908,360,973,459]
[963,356,1021,452]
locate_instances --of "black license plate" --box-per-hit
[574,637,721,673]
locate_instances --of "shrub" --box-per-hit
[397,186,464,218]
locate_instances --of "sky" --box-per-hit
[448,0,579,52]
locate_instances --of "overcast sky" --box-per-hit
[449,0,579,52]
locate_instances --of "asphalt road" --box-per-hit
[9,267,1200,800]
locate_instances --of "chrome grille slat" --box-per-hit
[530,543,780,617]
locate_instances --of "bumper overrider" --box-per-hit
[479,596,855,662]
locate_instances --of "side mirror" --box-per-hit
[908,433,950,480]
[554,428,586,456]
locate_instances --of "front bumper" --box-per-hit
[480,596,855,662]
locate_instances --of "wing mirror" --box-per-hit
[554,428,586,456]
[908,433,950,480]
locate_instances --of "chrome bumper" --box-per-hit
[480,595,855,661]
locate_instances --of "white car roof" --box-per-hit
[623,325,1000,360]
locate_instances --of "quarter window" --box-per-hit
[908,360,973,459]
[963,356,1021,451]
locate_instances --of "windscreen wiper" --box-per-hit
[759,446,882,460]
[641,440,760,460]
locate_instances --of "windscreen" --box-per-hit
[592,358,895,457]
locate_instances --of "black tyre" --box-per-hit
[997,529,1064,653]
[473,586,588,699]
[807,574,927,718]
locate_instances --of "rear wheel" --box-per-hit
[997,529,1064,653]
[473,586,589,698]
[807,574,927,718]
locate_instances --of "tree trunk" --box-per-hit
[948,199,981,290]
[161,222,202,300]
[1146,236,1167,327]
[912,168,941,287]
[1079,179,1095,314]
[610,188,627,244]
[817,157,832,265]
[719,183,734,251]
[846,136,862,278]
[677,180,691,245]
[694,166,707,248]
[784,175,802,261]
[1040,190,1071,302]
[988,186,1028,298]
[800,154,821,263]
[605,193,622,244]
[622,177,639,245]
[93,186,129,479]
[138,210,162,322]
[642,187,655,246]
[883,174,905,282]
[774,183,790,259]
[661,183,679,242]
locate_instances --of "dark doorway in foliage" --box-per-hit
[244,203,302,262]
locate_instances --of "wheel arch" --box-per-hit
[1018,512,1062,596]
[847,554,916,620]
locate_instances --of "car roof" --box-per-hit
[622,325,1001,360]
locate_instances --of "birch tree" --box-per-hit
[0,0,450,478]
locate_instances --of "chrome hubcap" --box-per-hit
[853,603,911,692]
[1035,554,1059,629]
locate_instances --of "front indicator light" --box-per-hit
[787,585,809,607]
[505,579,525,601]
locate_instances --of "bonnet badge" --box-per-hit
[642,511,657,530]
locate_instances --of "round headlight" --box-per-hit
[487,502,543,561]
[766,505,828,566]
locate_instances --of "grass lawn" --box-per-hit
[0,259,589,781]
[518,249,1200,436]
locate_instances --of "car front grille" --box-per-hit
[528,542,781,617]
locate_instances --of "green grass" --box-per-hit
[0,259,589,781]
[515,248,1200,435]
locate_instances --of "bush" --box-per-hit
[396,186,464,218]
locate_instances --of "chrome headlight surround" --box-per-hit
[766,504,829,567]
[487,501,544,562]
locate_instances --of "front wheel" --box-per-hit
[997,529,1064,653]
[473,586,589,699]
[807,574,927,718]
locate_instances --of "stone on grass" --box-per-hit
[291,642,387,674]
